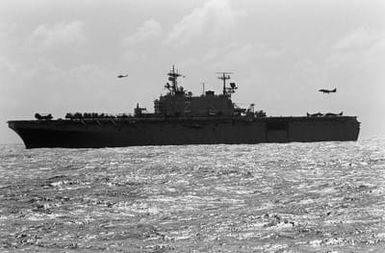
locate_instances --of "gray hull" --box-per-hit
[8,116,360,149]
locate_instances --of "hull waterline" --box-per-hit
[8,116,360,149]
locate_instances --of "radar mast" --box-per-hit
[166,65,184,95]
[217,72,237,96]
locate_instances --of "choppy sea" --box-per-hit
[0,139,385,252]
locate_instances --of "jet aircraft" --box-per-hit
[318,88,337,94]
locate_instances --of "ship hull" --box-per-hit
[8,116,360,149]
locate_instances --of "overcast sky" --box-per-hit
[1,0,384,144]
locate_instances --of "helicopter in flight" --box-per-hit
[117,74,128,78]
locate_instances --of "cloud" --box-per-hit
[124,19,162,45]
[164,0,246,46]
[327,28,385,68]
[0,56,19,75]
[181,42,283,71]
[333,28,382,51]
[27,20,86,50]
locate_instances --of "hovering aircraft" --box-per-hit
[117,74,128,78]
[318,88,337,94]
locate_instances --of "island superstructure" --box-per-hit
[8,66,360,148]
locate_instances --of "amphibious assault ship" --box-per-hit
[8,66,360,148]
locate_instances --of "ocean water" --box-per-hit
[0,139,384,252]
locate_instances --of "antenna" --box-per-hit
[167,65,183,95]
[216,72,234,96]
